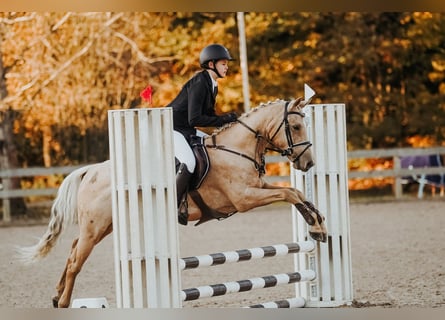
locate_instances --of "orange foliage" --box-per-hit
[266,161,290,176]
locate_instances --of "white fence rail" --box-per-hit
[266,146,445,198]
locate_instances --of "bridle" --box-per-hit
[264,100,313,158]
[205,100,312,175]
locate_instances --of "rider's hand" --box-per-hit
[222,112,237,123]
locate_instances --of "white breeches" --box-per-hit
[173,130,206,173]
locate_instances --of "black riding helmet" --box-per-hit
[199,44,234,78]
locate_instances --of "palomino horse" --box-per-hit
[18,97,328,308]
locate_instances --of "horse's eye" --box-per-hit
[292,124,301,131]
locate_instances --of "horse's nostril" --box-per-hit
[306,160,315,170]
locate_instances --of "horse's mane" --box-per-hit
[212,99,287,136]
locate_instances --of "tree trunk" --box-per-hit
[0,41,27,219]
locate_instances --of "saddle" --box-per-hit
[175,135,237,226]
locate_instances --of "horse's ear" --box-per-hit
[292,97,306,109]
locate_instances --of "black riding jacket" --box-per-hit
[167,70,236,143]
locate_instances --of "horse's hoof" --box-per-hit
[178,211,188,225]
[52,296,59,308]
[309,231,328,243]
[321,233,328,243]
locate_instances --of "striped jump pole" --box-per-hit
[292,103,353,307]
[179,241,316,307]
[247,297,306,308]
[181,270,316,301]
[179,241,315,270]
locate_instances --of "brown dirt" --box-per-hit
[0,198,444,308]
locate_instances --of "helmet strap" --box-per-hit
[208,60,223,78]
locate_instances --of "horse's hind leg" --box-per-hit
[56,223,112,308]
[52,238,78,307]
[54,236,94,308]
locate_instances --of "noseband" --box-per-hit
[206,100,312,175]
[268,101,313,160]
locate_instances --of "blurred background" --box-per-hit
[0,12,444,219]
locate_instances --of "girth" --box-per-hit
[180,135,238,226]
[189,190,237,226]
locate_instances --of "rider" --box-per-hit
[166,44,238,224]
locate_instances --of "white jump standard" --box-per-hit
[292,103,353,307]
[108,108,182,308]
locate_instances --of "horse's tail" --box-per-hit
[17,164,95,264]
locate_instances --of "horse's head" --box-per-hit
[269,98,314,172]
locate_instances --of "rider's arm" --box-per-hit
[187,78,236,128]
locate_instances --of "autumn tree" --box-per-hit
[0,14,32,215]
[1,12,243,167]
[1,12,444,175]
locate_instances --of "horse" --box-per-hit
[17,97,328,308]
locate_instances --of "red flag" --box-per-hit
[140,85,152,105]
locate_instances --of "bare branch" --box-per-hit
[0,13,37,24]
[113,31,178,64]
[51,12,73,31]
[105,12,124,27]
[40,40,94,90]
[3,13,126,105]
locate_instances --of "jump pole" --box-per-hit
[292,103,353,307]
[108,108,182,308]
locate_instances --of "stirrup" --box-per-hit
[178,196,188,225]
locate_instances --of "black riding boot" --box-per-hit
[176,163,193,225]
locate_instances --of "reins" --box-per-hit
[206,134,266,175]
[205,100,312,176]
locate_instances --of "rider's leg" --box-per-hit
[176,162,193,207]
[173,131,196,172]
[173,131,195,224]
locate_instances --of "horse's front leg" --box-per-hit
[262,182,327,242]
[294,200,328,243]
[238,185,327,243]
